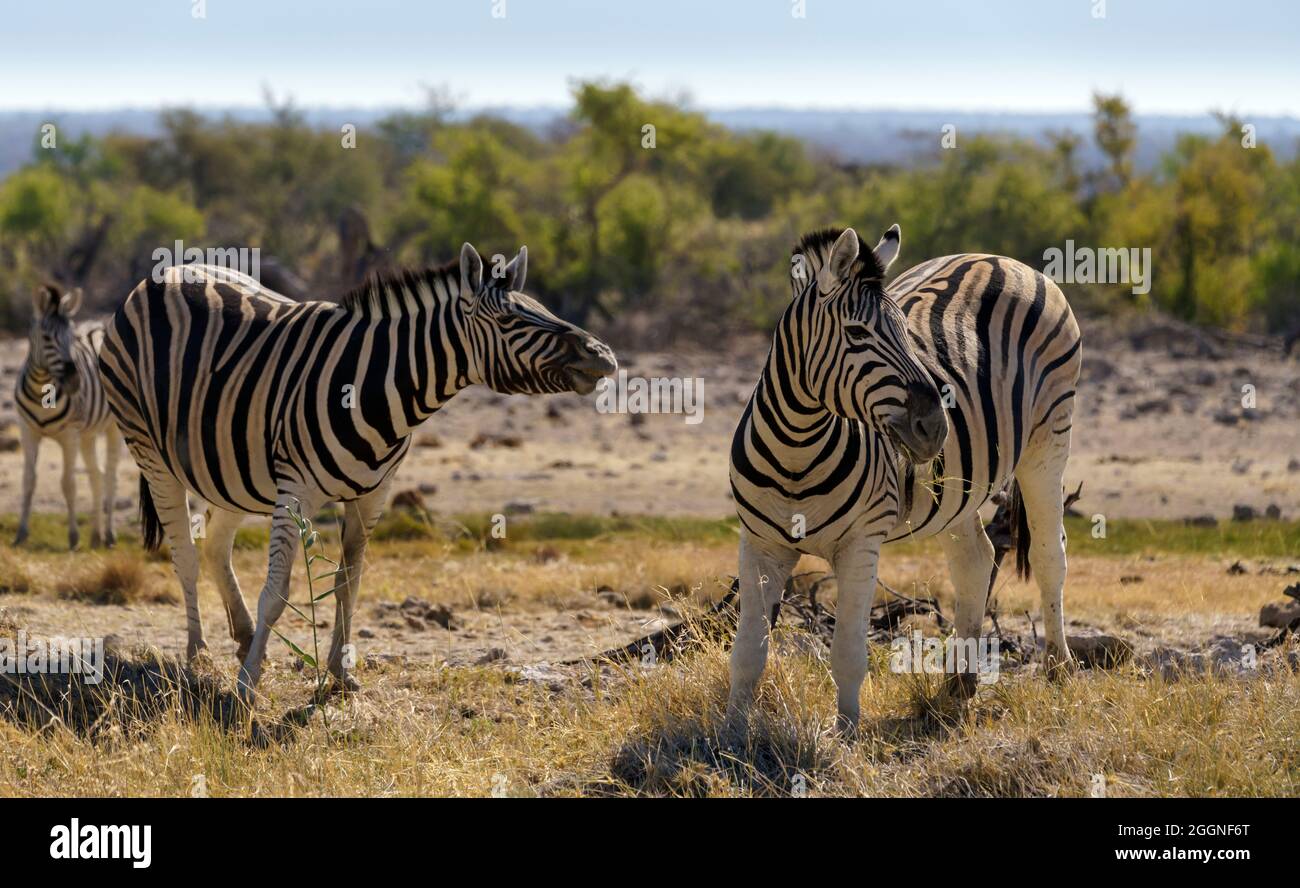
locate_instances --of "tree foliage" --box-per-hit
[0,82,1295,338]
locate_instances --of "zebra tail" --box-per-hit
[1010,481,1032,582]
[139,476,164,552]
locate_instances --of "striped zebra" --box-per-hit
[98,244,617,702]
[15,284,123,550]
[728,225,1081,734]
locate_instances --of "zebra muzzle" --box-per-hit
[888,381,948,463]
[563,337,618,395]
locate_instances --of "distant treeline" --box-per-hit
[0,82,1297,338]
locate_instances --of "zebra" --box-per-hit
[14,283,123,550]
[98,243,616,703]
[728,225,1081,735]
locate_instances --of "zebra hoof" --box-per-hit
[834,711,861,742]
[67,530,80,551]
[318,673,361,702]
[1043,648,1077,683]
[942,671,979,701]
[186,640,209,663]
[104,530,117,549]
[12,530,28,547]
[89,532,103,549]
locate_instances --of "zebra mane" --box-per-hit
[338,259,461,314]
[794,227,887,282]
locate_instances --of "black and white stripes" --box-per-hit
[14,284,122,549]
[98,243,616,701]
[727,225,1082,733]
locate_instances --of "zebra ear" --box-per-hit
[819,228,860,294]
[873,224,901,273]
[459,242,484,296]
[503,246,527,291]
[33,283,60,315]
[60,287,83,317]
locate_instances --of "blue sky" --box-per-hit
[3,0,1297,114]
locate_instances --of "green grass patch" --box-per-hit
[2,510,1295,561]
[1062,516,1300,559]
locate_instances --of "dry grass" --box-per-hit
[55,554,174,606]
[1,631,1295,797]
[0,513,1297,797]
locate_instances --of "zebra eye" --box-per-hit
[845,323,872,344]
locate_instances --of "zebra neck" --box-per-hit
[19,363,64,402]
[743,358,845,478]
[349,309,468,444]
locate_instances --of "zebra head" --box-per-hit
[27,283,83,396]
[458,242,617,396]
[790,225,947,463]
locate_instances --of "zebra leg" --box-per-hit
[237,494,318,703]
[14,422,39,546]
[829,535,883,738]
[1016,432,1075,680]
[202,506,255,661]
[79,432,105,548]
[326,485,389,694]
[937,514,996,700]
[58,432,80,550]
[146,474,207,660]
[102,423,122,547]
[725,531,797,732]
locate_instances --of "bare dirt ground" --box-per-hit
[2,314,1298,525]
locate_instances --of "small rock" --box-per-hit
[1227,560,1249,576]
[1231,504,1257,522]
[357,627,375,639]
[1260,599,1300,630]
[1183,515,1217,527]
[390,489,427,511]
[1066,635,1134,669]
[1265,503,1282,521]
[1119,575,1143,585]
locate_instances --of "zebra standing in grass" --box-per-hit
[728,225,1081,734]
[15,283,122,550]
[98,244,617,702]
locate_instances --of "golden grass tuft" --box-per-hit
[55,555,174,606]
[0,550,36,595]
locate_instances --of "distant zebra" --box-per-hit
[15,284,122,549]
[98,244,617,702]
[728,226,1081,734]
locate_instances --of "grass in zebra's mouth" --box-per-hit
[566,367,606,395]
[0,511,1297,796]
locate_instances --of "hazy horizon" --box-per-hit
[5,0,1298,116]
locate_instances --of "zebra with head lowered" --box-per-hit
[728,225,1081,735]
[98,244,617,702]
[15,283,123,549]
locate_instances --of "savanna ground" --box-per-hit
[0,317,1298,797]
